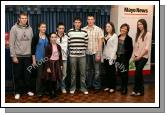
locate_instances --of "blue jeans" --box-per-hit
[61,60,67,90]
[86,54,101,89]
[70,56,87,92]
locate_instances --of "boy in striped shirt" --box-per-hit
[67,17,88,94]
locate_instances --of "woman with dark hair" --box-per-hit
[31,22,49,96]
[102,22,118,93]
[116,23,133,95]
[43,32,63,98]
[131,19,152,96]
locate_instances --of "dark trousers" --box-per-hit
[48,80,57,95]
[133,57,148,93]
[12,57,33,94]
[116,55,129,91]
[36,63,44,95]
[86,54,101,89]
[103,59,116,89]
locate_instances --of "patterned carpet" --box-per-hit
[5,83,155,103]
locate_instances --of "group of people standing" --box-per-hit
[9,12,151,100]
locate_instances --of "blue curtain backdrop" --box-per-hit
[5,5,155,92]
[5,5,111,34]
[5,5,111,92]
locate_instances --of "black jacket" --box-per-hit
[31,33,49,55]
[117,34,133,61]
[45,44,63,67]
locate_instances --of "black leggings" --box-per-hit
[103,59,116,89]
[133,57,148,93]
[116,55,129,91]
[48,80,57,95]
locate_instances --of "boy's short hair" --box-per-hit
[57,22,65,28]
[73,17,82,22]
[19,12,28,18]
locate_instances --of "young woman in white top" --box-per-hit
[102,22,118,93]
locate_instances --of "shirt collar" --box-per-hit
[86,25,95,29]
[74,28,81,31]
[56,32,65,38]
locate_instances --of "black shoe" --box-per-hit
[53,93,57,97]
[49,94,57,99]
[37,94,43,97]
[49,95,54,99]
[37,92,43,97]
[121,89,128,95]
[94,88,101,93]
[50,91,57,98]
[117,87,123,92]
[43,91,50,96]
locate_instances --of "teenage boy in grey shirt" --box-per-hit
[9,12,34,99]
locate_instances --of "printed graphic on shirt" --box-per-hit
[20,32,30,41]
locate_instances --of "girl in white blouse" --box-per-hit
[102,22,118,93]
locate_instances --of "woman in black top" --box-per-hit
[116,23,133,95]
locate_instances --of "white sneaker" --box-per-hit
[62,89,67,94]
[135,92,141,96]
[109,89,115,93]
[70,90,75,94]
[104,88,109,91]
[84,91,88,95]
[14,94,20,100]
[130,91,136,96]
[27,92,34,96]
[135,92,143,96]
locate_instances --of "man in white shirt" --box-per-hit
[56,22,68,94]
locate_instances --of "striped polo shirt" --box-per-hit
[67,28,88,57]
